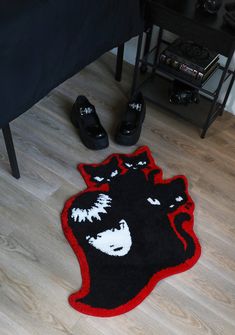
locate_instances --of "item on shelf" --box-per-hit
[223,2,235,31]
[159,38,219,87]
[71,95,109,150]
[115,92,146,146]
[169,80,200,106]
[195,0,222,14]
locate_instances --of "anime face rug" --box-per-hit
[61,146,201,317]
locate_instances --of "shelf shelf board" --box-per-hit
[138,74,221,128]
[140,46,233,97]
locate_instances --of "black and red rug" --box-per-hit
[61,146,201,317]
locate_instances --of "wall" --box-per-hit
[112,33,235,115]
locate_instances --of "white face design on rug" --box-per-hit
[86,219,132,256]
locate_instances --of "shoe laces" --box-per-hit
[80,106,94,116]
[129,102,142,111]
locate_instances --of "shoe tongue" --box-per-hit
[129,102,142,111]
[79,106,95,116]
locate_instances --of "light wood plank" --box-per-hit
[0,52,235,335]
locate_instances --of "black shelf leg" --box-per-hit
[201,48,235,138]
[140,25,153,73]
[115,44,124,82]
[131,32,144,97]
[219,70,235,116]
[152,27,163,74]
[2,124,20,179]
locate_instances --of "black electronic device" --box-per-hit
[159,38,219,86]
[169,80,200,106]
[196,0,222,14]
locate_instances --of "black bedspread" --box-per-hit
[0,0,144,128]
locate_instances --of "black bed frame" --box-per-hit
[2,45,125,179]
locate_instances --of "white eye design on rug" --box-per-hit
[125,163,133,168]
[137,161,146,166]
[176,196,183,202]
[86,219,132,256]
[147,197,161,206]
[110,170,118,178]
[94,176,104,182]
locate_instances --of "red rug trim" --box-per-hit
[61,147,201,317]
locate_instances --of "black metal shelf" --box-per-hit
[131,24,235,138]
[131,0,235,137]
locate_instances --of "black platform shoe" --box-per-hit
[71,96,109,150]
[115,92,146,146]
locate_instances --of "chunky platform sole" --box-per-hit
[115,102,146,146]
[71,106,109,150]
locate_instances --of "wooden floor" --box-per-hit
[0,53,235,335]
